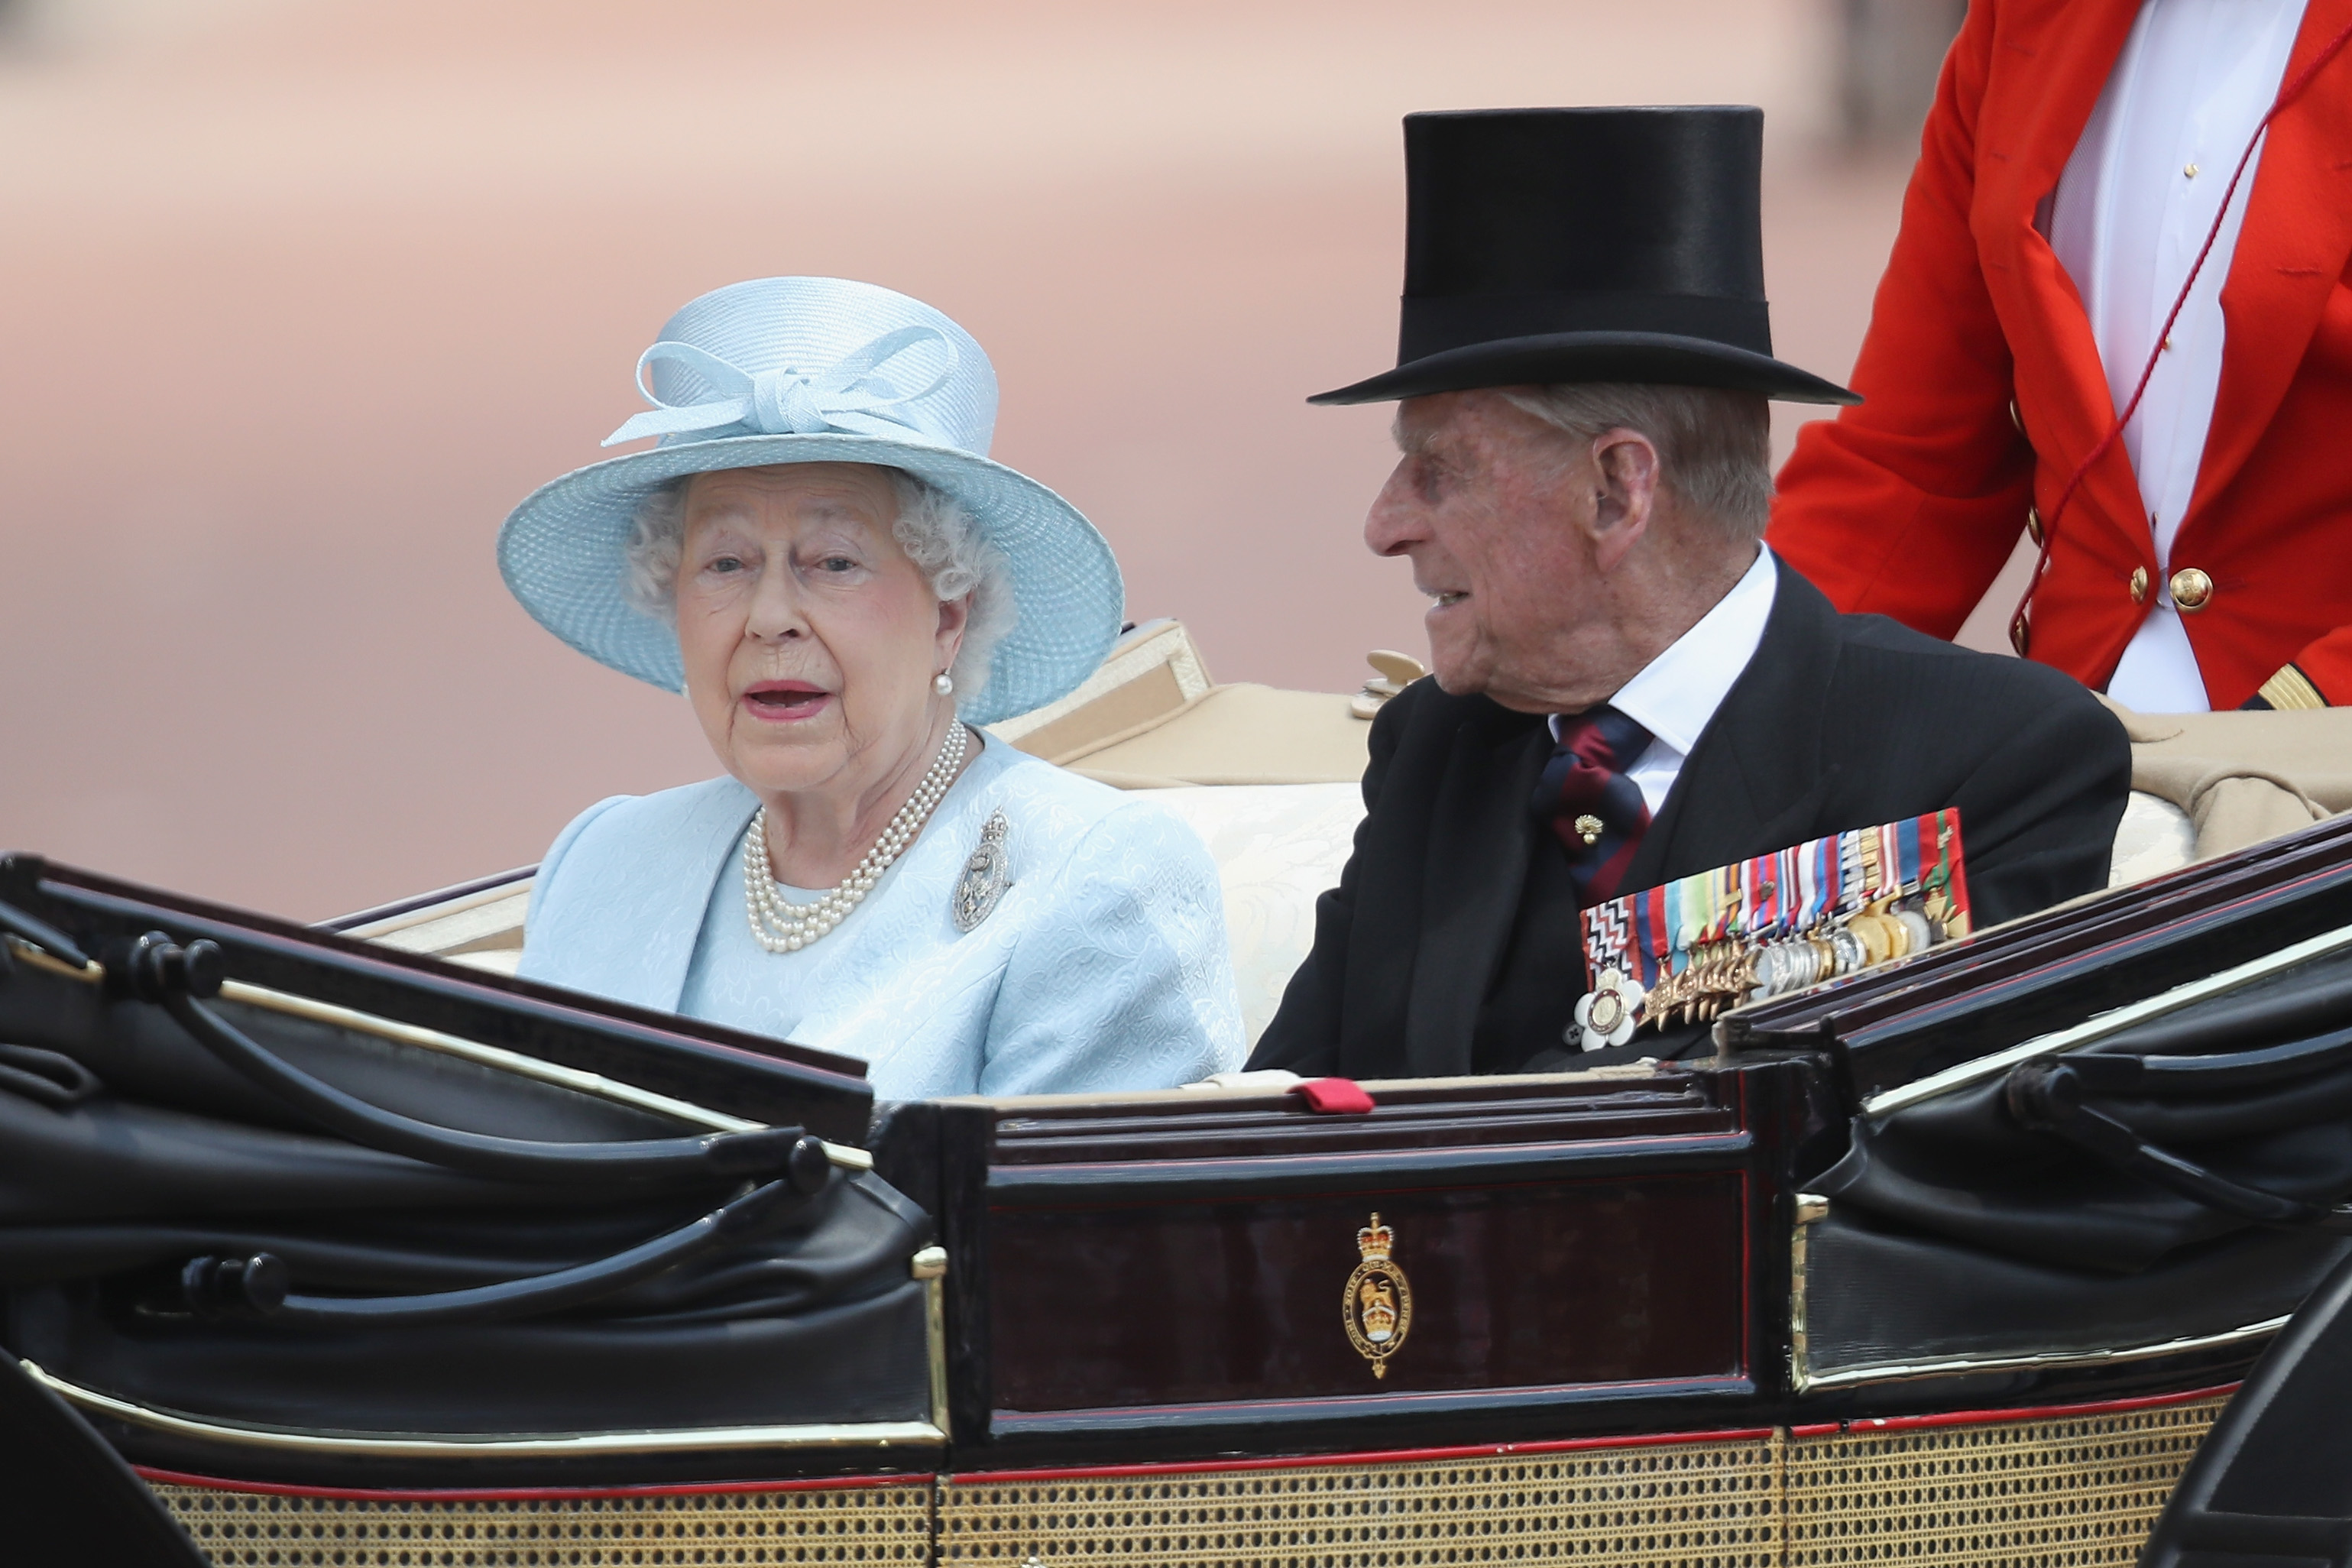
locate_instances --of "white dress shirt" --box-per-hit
[1551,545,1779,815]
[2050,0,2307,712]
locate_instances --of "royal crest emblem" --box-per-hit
[951,812,1012,933]
[1342,1212,1412,1377]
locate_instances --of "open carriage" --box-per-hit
[8,636,2352,1567]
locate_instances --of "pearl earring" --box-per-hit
[934,672,955,696]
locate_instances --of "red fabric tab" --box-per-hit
[1294,1077,1375,1115]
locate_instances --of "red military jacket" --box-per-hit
[1770,0,2352,711]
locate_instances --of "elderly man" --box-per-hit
[1248,107,2130,1079]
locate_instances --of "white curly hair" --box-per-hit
[621,467,1016,704]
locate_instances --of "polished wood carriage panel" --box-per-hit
[867,1067,1828,1461]
[986,1171,1747,1412]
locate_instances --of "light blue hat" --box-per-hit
[497,277,1123,726]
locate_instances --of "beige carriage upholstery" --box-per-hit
[348,624,2347,1048]
[2105,699,2352,859]
[342,880,534,974]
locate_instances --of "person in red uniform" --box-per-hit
[1770,0,2352,712]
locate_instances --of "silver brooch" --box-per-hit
[952,811,1012,932]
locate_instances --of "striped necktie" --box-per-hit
[1535,705,1654,905]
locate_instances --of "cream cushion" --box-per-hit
[2104,701,2352,860]
[2107,790,2198,887]
[1143,784,1363,1045]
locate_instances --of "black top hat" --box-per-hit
[1312,106,1858,406]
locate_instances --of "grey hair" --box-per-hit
[622,468,1016,703]
[1499,383,1774,543]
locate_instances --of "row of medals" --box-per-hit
[1640,898,1955,1029]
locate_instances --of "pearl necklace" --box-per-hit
[743,724,970,954]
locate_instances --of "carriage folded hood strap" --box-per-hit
[521,780,760,1013]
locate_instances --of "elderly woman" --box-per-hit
[498,277,1243,1100]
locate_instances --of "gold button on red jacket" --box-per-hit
[1770,0,2352,711]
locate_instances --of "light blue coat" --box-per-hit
[519,735,1245,1102]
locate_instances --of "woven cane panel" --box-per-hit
[937,1437,1782,1566]
[152,1480,934,1567]
[1780,1395,2227,1568]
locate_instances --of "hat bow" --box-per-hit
[601,326,957,448]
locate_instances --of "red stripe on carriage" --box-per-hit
[1790,1383,2240,1440]
[131,1466,933,1502]
[1834,1381,2240,1434]
[951,1381,2247,1485]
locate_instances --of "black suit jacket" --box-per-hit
[1247,561,2131,1080]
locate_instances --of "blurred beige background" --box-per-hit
[0,0,1991,919]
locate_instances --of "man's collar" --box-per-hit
[1599,545,1778,750]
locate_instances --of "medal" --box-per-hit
[1849,912,1894,967]
[1573,967,1646,1051]
[1636,886,1664,993]
[1801,837,1829,935]
[1897,909,1936,954]
[1575,812,1977,1042]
